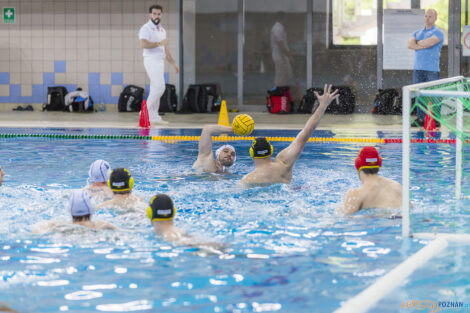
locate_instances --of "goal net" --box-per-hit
[402,76,470,238]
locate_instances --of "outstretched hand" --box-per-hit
[314,84,339,108]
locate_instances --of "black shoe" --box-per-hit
[12,105,24,111]
[25,105,34,111]
[411,118,425,127]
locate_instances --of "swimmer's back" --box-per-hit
[359,176,402,210]
[241,159,292,185]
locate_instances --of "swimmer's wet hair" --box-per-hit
[72,214,91,222]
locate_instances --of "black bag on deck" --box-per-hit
[180,84,203,113]
[298,87,322,113]
[200,84,220,112]
[44,86,68,111]
[159,84,178,113]
[372,88,401,115]
[326,86,355,114]
[118,85,144,112]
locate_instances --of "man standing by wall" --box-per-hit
[271,12,293,87]
[139,4,179,125]
[407,9,444,127]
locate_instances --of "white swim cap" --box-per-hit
[215,145,236,164]
[88,160,111,183]
[69,189,95,217]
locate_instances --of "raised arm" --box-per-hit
[335,188,362,215]
[275,84,338,167]
[197,124,233,157]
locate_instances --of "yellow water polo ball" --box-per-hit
[232,114,255,136]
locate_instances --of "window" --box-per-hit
[332,0,411,45]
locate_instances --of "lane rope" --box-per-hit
[0,133,464,144]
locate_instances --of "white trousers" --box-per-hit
[143,57,166,121]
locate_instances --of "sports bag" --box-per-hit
[200,84,220,112]
[159,84,178,113]
[298,88,321,113]
[118,85,144,112]
[266,86,294,114]
[64,90,94,112]
[181,84,204,113]
[43,86,68,111]
[372,88,401,115]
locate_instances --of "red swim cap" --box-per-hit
[355,146,382,173]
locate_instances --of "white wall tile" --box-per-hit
[111,49,122,61]
[43,61,54,72]
[21,61,32,73]
[0,85,9,97]
[100,71,111,84]
[32,73,43,84]
[55,49,65,60]
[21,84,32,96]
[88,49,100,61]
[10,61,21,73]
[54,37,66,49]
[76,72,88,85]
[54,14,66,25]
[65,72,76,83]
[66,49,77,61]
[0,62,8,72]
[32,37,44,50]
[55,73,66,84]
[111,85,122,97]
[111,61,122,72]
[77,49,89,61]
[32,62,43,73]
[122,72,134,85]
[99,49,111,61]
[10,72,21,84]
[122,49,134,61]
[32,50,43,61]
[99,37,111,49]
[88,61,100,72]
[76,61,89,73]
[122,61,133,72]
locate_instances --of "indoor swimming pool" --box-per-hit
[0,128,468,313]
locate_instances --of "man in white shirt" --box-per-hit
[270,12,293,87]
[139,4,179,125]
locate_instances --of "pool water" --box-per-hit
[0,128,469,313]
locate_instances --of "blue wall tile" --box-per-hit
[54,60,66,73]
[10,85,21,96]
[100,85,111,103]
[43,73,55,86]
[0,73,10,84]
[88,73,100,85]
[164,72,169,84]
[111,72,123,85]
[88,84,100,102]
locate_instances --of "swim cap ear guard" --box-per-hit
[147,194,176,221]
[107,168,134,192]
[355,146,382,173]
[249,137,273,158]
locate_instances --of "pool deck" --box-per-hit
[0,111,403,135]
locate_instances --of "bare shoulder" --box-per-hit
[193,154,216,173]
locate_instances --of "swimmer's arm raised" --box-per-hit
[276,85,338,166]
[197,125,233,157]
[336,189,362,215]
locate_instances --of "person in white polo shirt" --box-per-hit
[139,4,179,125]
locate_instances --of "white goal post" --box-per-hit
[402,76,469,238]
